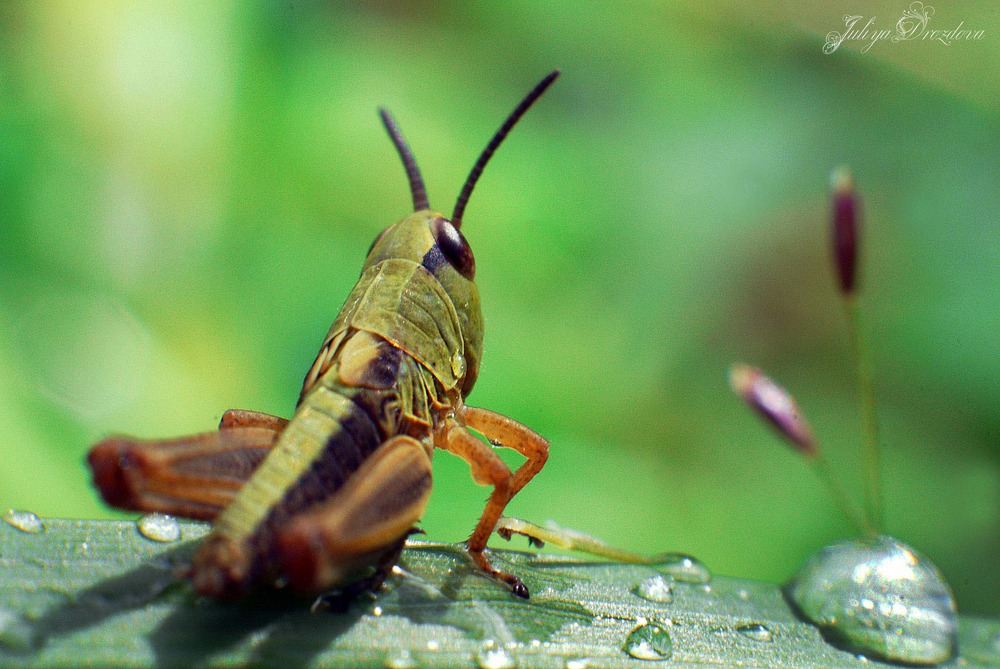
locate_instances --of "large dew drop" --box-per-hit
[623,620,673,661]
[784,535,957,666]
[2,509,43,534]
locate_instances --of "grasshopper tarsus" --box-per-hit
[496,523,545,549]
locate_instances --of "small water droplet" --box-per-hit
[476,644,515,669]
[635,575,674,603]
[137,513,181,542]
[738,589,749,600]
[785,535,957,665]
[373,605,383,617]
[451,351,466,378]
[426,639,439,651]
[3,509,43,534]
[737,623,774,642]
[623,620,673,661]
[0,607,34,651]
[385,649,418,669]
[247,630,267,648]
[651,553,710,584]
[564,658,590,669]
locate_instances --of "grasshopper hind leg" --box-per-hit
[256,435,433,595]
[312,532,414,612]
[87,410,287,521]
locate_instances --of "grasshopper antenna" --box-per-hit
[451,70,560,229]
[379,108,430,212]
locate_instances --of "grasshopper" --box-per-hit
[88,71,558,600]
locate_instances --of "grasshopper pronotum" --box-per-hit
[88,71,559,600]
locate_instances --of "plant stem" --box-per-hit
[844,296,883,536]
[810,452,870,536]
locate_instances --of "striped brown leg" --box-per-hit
[273,435,433,594]
[87,410,287,521]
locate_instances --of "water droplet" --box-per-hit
[373,605,383,617]
[785,535,957,665]
[0,607,34,651]
[385,649,418,669]
[634,575,674,603]
[476,644,515,669]
[3,509,43,534]
[737,623,774,642]
[137,513,181,542]
[623,620,673,661]
[563,659,590,669]
[451,351,466,378]
[425,639,439,651]
[651,553,710,584]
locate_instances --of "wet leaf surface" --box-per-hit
[0,519,997,668]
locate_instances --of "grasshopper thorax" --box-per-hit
[364,210,483,397]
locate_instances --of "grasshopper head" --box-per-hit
[372,71,559,398]
[363,210,483,397]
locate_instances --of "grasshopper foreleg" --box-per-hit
[438,405,549,598]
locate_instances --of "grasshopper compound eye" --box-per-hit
[432,217,475,279]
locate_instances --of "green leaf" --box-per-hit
[0,519,996,668]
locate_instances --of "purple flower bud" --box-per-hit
[730,364,816,457]
[831,167,861,295]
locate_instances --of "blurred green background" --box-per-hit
[0,2,997,614]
